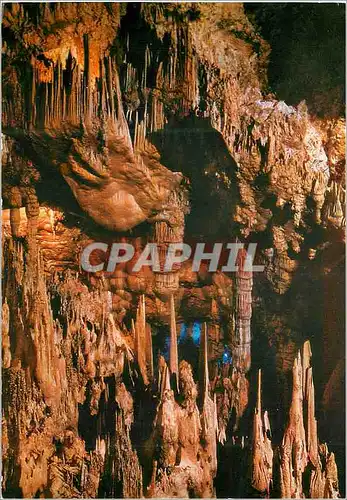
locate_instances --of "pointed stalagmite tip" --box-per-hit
[264,410,271,436]
[257,368,262,416]
[169,294,179,393]
[146,322,154,383]
[302,339,312,397]
[160,362,171,398]
[199,322,209,406]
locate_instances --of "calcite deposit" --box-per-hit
[2,2,345,498]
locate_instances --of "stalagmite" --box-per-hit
[169,294,179,393]
[233,247,253,373]
[280,352,307,498]
[178,360,201,466]
[109,383,143,498]
[257,368,262,415]
[302,341,340,498]
[160,362,171,398]
[146,322,154,383]
[251,369,273,495]
[199,323,218,475]
[302,341,319,471]
[322,447,339,498]
[153,364,179,469]
[325,181,346,228]
[279,341,341,498]
[198,322,209,408]
[302,339,312,396]
[306,367,319,467]
[217,246,253,437]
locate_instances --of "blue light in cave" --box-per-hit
[162,335,170,361]
[192,321,201,345]
[179,323,188,343]
[221,345,232,365]
[178,322,201,345]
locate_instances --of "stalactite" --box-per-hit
[154,273,179,293]
[30,56,37,129]
[150,189,187,294]
[83,34,91,122]
[135,295,149,386]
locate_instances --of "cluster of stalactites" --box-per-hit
[280,340,340,498]
[126,13,198,153]
[2,32,132,153]
[7,16,200,149]
[133,294,210,399]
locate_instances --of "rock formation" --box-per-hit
[2,2,345,498]
[279,342,340,499]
